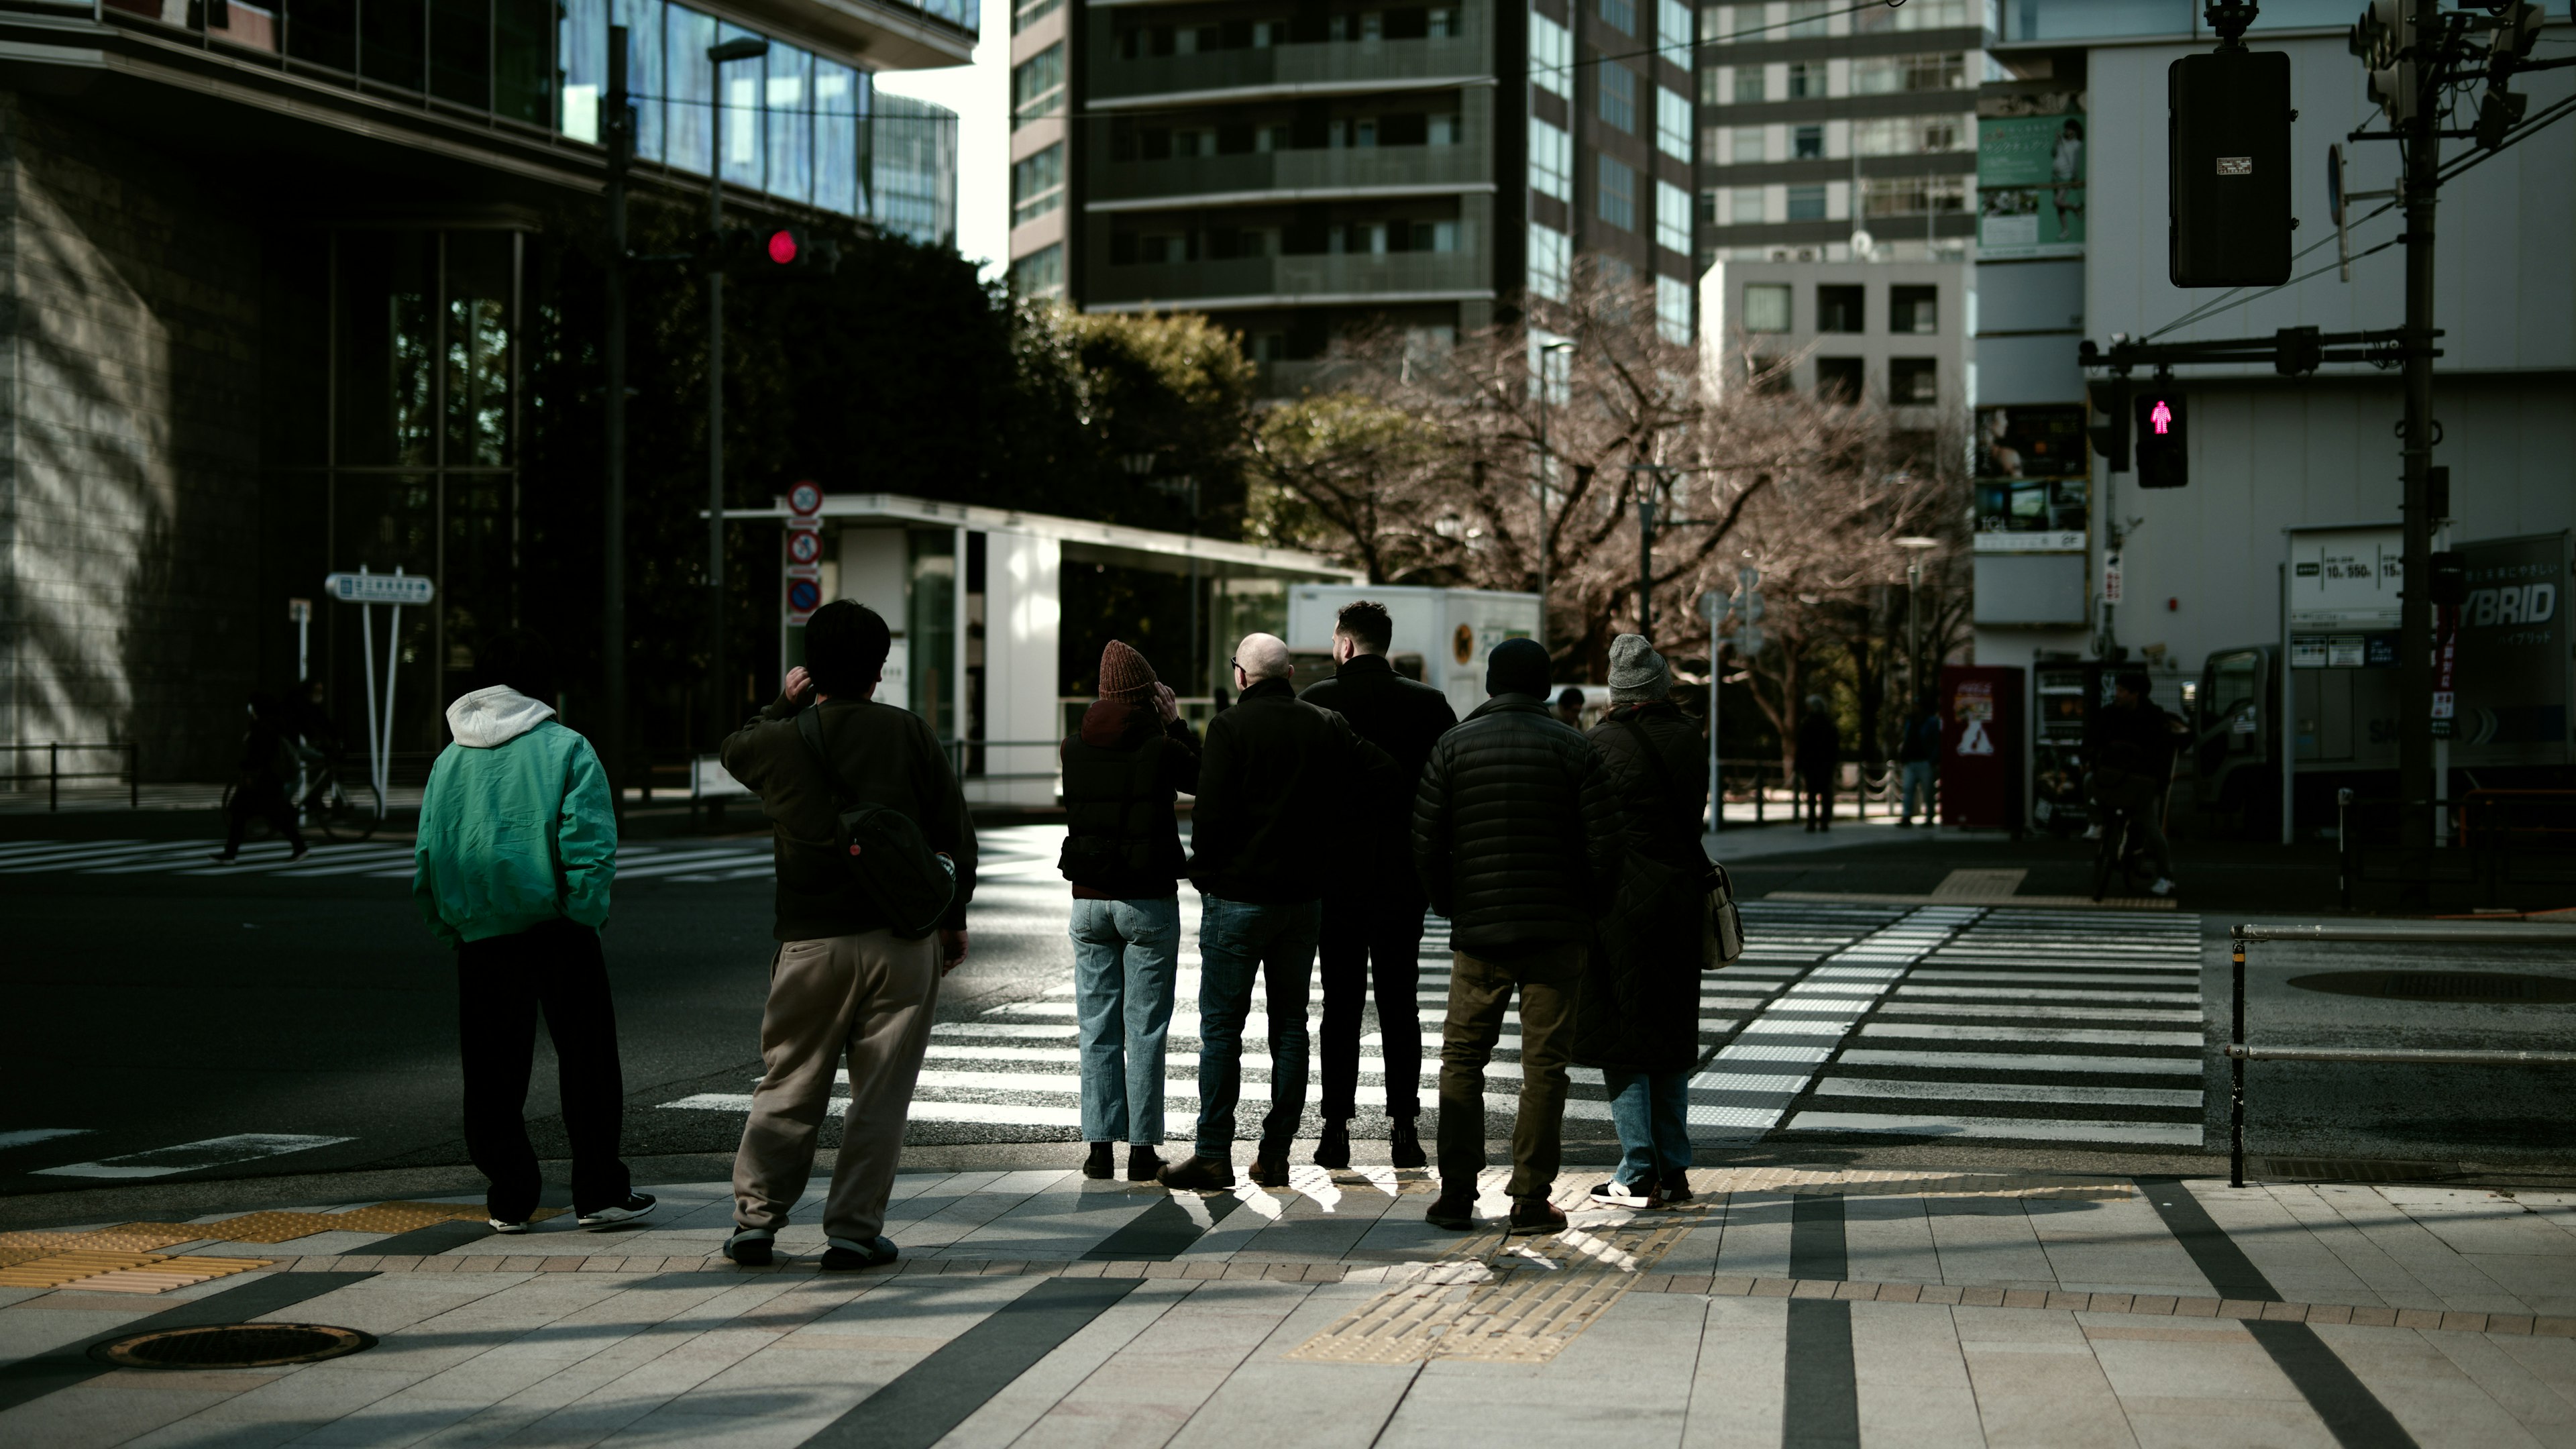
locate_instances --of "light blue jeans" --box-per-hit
[1069,897,1180,1146]
[1603,1069,1692,1188]
[1901,761,1935,822]
[1193,895,1322,1159]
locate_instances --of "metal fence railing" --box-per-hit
[2337,789,2576,909]
[2226,921,2576,1185]
[1,743,139,810]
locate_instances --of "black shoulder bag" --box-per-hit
[794,707,957,940]
[1615,716,1746,968]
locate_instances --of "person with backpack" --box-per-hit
[1059,639,1200,1183]
[716,601,977,1270]
[1577,636,1709,1210]
[413,629,653,1235]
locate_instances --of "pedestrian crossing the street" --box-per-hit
[655,896,2208,1151]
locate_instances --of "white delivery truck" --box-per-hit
[1284,584,1544,720]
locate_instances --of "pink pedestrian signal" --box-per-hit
[2149,400,2173,435]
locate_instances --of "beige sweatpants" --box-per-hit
[732,928,941,1244]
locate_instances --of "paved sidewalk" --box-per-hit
[3,1165,2573,1448]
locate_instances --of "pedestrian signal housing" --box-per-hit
[2169,48,2293,287]
[2134,392,2187,489]
[2349,0,2416,124]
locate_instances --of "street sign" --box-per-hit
[1734,625,1767,657]
[325,572,435,606]
[788,480,824,517]
[286,598,311,625]
[786,529,822,565]
[1697,590,1724,623]
[786,578,822,620]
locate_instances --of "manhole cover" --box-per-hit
[91,1323,375,1370]
[2286,971,2576,1003]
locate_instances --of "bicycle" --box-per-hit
[2088,771,2169,902]
[221,753,382,844]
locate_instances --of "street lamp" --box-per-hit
[706,34,767,750]
[1896,535,1938,709]
[1534,339,1574,658]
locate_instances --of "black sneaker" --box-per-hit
[1587,1179,1660,1210]
[1390,1120,1428,1170]
[1313,1122,1351,1171]
[1157,1154,1234,1191]
[820,1236,898,1271]
[1424,1192,1477,1231]
[1248,1148,1291,1188]
[1082,1142,1116,1180]
[578,1193,657,1228]
[722,1229,773,1267]
[1126,1146,1165,1183]
[1660,1177,1696,1205]
[1508,1197,1568,1236]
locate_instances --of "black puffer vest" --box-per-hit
[1061,731,1191,898]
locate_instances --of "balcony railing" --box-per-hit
[1088,248,1491,306]
[1091,32,1487,102]
[1093,140,1490,203]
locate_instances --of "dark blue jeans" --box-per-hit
[1192,895,1322,1159]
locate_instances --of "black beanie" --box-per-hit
[1485,637,1551,699]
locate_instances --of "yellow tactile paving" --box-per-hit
[0,1249,272,1292]
[0,1226,205,1271]
[0,1199,560,1271]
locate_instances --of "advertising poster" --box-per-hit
[2451,531,2571,767]
[1974,405,2089,539]
[1978,112,2086,258]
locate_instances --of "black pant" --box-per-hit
[1800,770,1834,826]
[1318,893,1425,1122]
[456,918,632,1220]
[223,778,305,855]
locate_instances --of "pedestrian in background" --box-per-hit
[717,602,976,1269]
[215,694,308,863]
[1411,637,1623,1235]
[1795,694,1841,832]
[1553,686,1587,730]
[1298,600,1456,1171]
[1059,639,1199,1183]
[1163,632,1393,1191]
[1577,635,1707,1210]
[413,629,652,1234]
[1897,694,1941,828]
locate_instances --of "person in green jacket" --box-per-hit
[413,629,653,1236]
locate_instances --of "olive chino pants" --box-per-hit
[1435,943,1582,1201]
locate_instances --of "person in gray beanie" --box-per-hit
[1409,635,1623,1235]
[1574,635,1709,1208]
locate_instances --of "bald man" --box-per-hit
[1162,633,1395,1191]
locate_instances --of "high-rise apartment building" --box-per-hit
[1008,0,1703,389]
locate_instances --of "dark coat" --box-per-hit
[1299,652,1457,905]
[1794,710,1841,776]
[1576,701,1711,1073]
[1188,676,1395,904]
[1059,700,1200,900]
[1410,694,1624,959]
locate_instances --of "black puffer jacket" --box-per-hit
[1576,700,1711,1072]
[1300,652,1457,904]
[1410,693,1624,958]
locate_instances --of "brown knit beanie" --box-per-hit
[1099,639,1158,700]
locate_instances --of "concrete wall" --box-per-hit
[0,95,264,784]
[972,529,1060,806]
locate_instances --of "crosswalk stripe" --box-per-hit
[1833,1049,2199,1076]
[1810,1077,2202,1108]
[1860,1022,2204,1046]
[1782,1112,2204,1146]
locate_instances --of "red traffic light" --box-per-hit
[767,229,798,265]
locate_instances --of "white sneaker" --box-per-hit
[488,1218,530,1234]
[2149,877,2175,897]
[1587,1179,1660,1209]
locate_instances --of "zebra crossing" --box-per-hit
[657,895,2208,1150]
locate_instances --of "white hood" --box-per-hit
[445,686,557,749]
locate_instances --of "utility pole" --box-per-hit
[1534,339,1574,661]
[603,24,631,807]
[2394,0,2443,895]
[708,36,769,749]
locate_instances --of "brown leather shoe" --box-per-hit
[1424,1193,1477,1230]
[1508,1196,1569,1236]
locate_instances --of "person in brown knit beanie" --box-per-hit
[1059,639,1200,1181]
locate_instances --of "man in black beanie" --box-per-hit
[1409,636,1622,1236]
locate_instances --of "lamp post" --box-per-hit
[707,35,767,751]
[1895,535,1938,709]
[604,23,633,805]
[1534,340,1574,660]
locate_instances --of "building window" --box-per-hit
[1530,116,1573,201]
[1730,186,1764,223]
[1011,43,1063,129]
[1012,0,1059,32]
[1860,175,1967,216]
[1724,2,1764,36]
[1660,0,1692,48]
[1600,65,1637,132]
[1529,222,1570,301]
[1817,284,1863,332]
[1733,65,1764,103]
[1532,11,1572,96]
[1656,178,1692,254]
[1657,86,1691,161]
[1857,0,1969,28]
[1786,184,1827,221]
[1742,282,1790,332]
[1786,0,1831,35]
[1731,125,1764,163]
[1786,61,1824,98]
[1602,0,1635,34]
[1696,188,1716,223]
[816,61,861,215]
[1817,356,1864,402]
[1892,284,1938,334]
[1656,274,1693,343]
[1891,357,1939,403]
[1792,123,1823,159]
[1853,115,1968,154]
[1011,143,1063,225]
[1012,243,1064,296]
[1598,154,1638,230]
[1853,52,1967,93]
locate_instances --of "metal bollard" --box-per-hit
[129,741,140,808]
[49,741,58,811]
[2230,934,2247,1187]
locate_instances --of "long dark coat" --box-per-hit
[1574,700,1711,1073]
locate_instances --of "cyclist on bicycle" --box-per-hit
[2086,671,2188,897]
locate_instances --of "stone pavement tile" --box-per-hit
[2496,1336,2576,1417]
[1017,1280,1317,1447]
[2458,1257,2576,1320]
[1849,1299,1974,1389]
[2313,1323,2553,1449]
[936,1280,1195,1449]
[1952,1305,2087,1346]
[937,1179,1145,1262]
[2188,1183,2382,1307]
[1678,1292,1786,1448]
[2082,1320,2300,1406]
[2116,1397,2339,1449]
[2424,1328,2576,1445]
[2304,1185,2528,1313]
[1960,1338,2139,1449]
[0,1296,178,1363]
[138,1363,428,1443]
[1924,1197,2057,1289]
[1172,1193,1288,1263]
[1163,1283,1421,1449]
[2383,1188,2576,1261]
[2029,1191,2218,1298]
[1711,1193,1796,1281]
[1845,1193,1942,1285]
[0,1372,253,1449]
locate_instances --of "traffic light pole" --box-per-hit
[708,64,731,753]
[2394,0,2443,899]
[604,25,631,813]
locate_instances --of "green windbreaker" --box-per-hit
[412,686,618,947]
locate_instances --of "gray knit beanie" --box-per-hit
[1607,634,1670,703]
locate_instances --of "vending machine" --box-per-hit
[1939,665,2025,833]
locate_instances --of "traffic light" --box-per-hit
[2087,374,2130,474]
[2169,48,2292,286]
[2349,0,2416,124]
[705,225,843,276]
[2134,390,2187,489]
